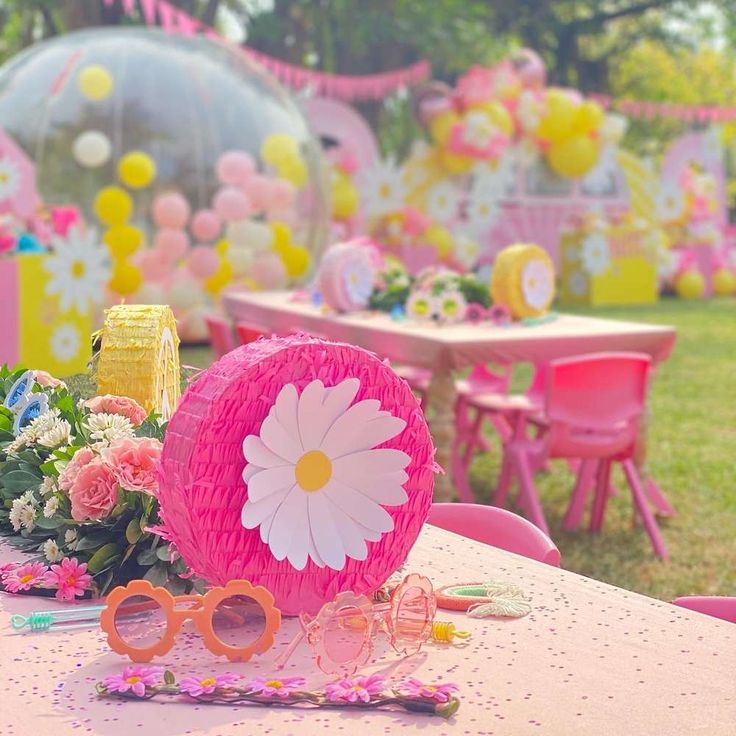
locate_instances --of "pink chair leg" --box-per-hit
[493,453,514,508]
[589,459,612,533]
[622,460,669,559]
[645,478,676,517]
[563,459,597,531]
[511,449,550,536]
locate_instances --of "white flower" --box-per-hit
[454,233,480,269]
[581,147,616,195]
[37,419,71,449]
[405,291,433,322]
[64,529,78,550]
[342,254,374,308]
[517,90,544,131]
[581,232,611,276]
[20,490,38,507]
[461,110,497,148]
[435,288,467,325]
[656,184,684,221]
[43,539,63,563]
[43,496,59,518]
[521,259,554,310]
[8,504,22,532]
[6,408,61,453]
[599,113,628,145]
[85,412,135,444]
[11,498,37,533]
[40,476,58,497]
[358,158,407,219]
[466,166,506,235]
[50,323,81,363]
[0,158,20,202]
[425,181,461,224]
[44,224,110,314]
[568,270,588,296]
[241,378,410,571]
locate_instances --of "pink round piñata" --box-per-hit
[157,334,435,615]
[317,239,376,312]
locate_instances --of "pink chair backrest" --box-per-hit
[236,322,265,345]
[545,353,651,460]
[465,363,512,393]
[204,314,235,357]
[428,503,561,566]
[673,596,736,623]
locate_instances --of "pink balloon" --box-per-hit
[243,175,274,212]
[250,252,287,289]
[190,209,222,242]
[187,245,220,279]
[154,228,190,262]
[269,179,296,210]
[212,186,252,222]
[137,249,172,282]
[152,192,191,229]
[216,150,256,186]
[512,48,547,89]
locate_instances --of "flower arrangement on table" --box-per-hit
[0,365,191,600]
[96,668,460,719]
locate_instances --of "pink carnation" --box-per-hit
[44,557,92,601]
[68,457,119,521]
[84,395,148,427]
[102,437,162,495]
[58,446,95,492]
[2,562,47,593]
[33,370,66,389]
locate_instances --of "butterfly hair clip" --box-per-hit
[3,371,49,435]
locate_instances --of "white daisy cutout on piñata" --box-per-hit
[241,378,410,571]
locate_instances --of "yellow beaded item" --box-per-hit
[96,304,180,420]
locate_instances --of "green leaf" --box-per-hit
[156,545,171,562]
[87,543,120,573]
[143,562,168,587]
[55,395,75,414]
[1,469,41,492]
[14,450,42,466]
[34,515,63,530]
[39,460,59,477]
[125,518,142,544]
[163,670,176,686]
[74,532,112,552]
[136,547,159,566]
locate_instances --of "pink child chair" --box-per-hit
[428,502,561,566]
[494,352,669,559]
[672,597,736,623]
[204,314,235,357]
[236,322,265,345]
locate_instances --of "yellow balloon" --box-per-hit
[713,268,736,296]
[331,171,359,220]
[118,151,157,189]
[281,245,310,278]
[440,149,474,175]
[277,157,308,188]
[270,221,292,253]
[547,135,599,178]
[425,225,454,260]
[537,89,577,143]
[466,101,514,137]
[574,101,604,135]
[103,225,143,258]
[204,258,234,295]
[675,270,705,299]
[109,262,142,295]
[78,65,113,101]
[261,134,299,166]
[215,238,230,255]
[428,110,460,146]
[94,186,133,226]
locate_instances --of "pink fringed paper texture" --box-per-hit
[157,334,435,615]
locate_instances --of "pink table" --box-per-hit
[1,525,733,736]
[222,291,677,500]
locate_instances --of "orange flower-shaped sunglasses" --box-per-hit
[100,580,281,663]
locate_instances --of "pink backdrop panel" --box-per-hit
[0,258,19,365]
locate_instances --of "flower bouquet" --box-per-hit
[0,365,192,600]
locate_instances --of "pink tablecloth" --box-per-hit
[222,291,677,371]
[1,526,733,736]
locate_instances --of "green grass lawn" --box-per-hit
[181,297,736,602]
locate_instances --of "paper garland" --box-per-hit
[96,304,180,420]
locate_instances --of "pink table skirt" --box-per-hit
[222,291,677,371]
[1,526,733,735]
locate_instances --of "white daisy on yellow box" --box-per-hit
[241,378,410,571]
[0,157,20,202]
[44,225,110,314]
[49,323,81,363]
[425,181,461,224]
[358,158,407,219]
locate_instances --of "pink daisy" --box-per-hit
[398,677,459,703]
[179,673,240,697]
[325,674,386,703]
[2,562,47,593]
[44,557,92,601]
[245,676,305,698]
[102,666,163,697]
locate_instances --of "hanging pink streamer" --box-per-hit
[590,93,736,123]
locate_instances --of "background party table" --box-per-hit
[0,524,733,736]
[222,290,677,500]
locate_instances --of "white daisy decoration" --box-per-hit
[425,181,461,224]
[656,184,684,222]
[454,232,480,269]
[241,378,410,571]
[0,157,20,202]
[85,412,135,444]
[358,158,407,219]
[517,90,544,132]
[50,323,81,363]
[580,232,611,276]
[44,225,110,314]
[581,147,616,195]
[465,169,504,236]
[342,252,374,308]
[568,270,588,297]
[521,259,555,311]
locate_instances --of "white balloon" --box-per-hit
[181,305,209,342]
[72,130,111,168]
[168,275,206,311]
[135,282,167,304]
[228,245,254,277]
[225,219,273,252]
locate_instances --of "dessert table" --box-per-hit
[1,525,733,736]
[222,290,678,501]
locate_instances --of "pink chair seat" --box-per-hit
[204,314,235,358]
[672,596,736,623]
[428,502,561,566]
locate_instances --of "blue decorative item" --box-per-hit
[16,233,44,253]
[390,303,406,321]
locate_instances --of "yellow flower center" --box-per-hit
[0,173,7,183]
[266,680,283,689]
[200,678,217,687]
[351,685,365,692]
[19,574,34,584]
[295,450,332,492]
[425,685,437,692]
[66,576,76,587]
[71,260,86,278]
[126,676,142,685]
[379,183,391,199]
